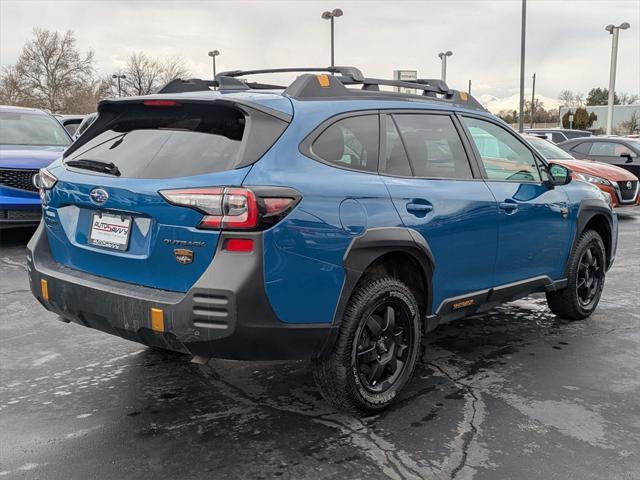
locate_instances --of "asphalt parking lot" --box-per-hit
[1,211,639,480]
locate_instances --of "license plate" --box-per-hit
[89,213,132,251]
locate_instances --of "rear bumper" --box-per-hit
[27,224,334,360]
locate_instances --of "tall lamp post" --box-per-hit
[208,50,220,81]
[112,74,126,97]
[518,0,527,133]
[605,23,630,135]
[321,8,343,68]
[437,51,453,82]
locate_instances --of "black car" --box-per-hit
[558,137,640,178]
[525,128,592,144]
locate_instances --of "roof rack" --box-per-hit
[157,66,486,111]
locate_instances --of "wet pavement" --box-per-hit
[1,211,639,480]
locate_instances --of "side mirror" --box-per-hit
[620,153,635,163]
[548,163,572,186]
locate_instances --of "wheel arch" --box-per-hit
[571,200,614,272]
[319,227,434,358]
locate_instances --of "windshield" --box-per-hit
[527,136,574,160]
[0,111,71,146]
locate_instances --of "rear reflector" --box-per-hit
[41,279,49,301]
[150,308,165,332]
[143,100,178,107]
[224,238,254,252]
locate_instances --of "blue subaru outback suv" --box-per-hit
[27,67,618,413]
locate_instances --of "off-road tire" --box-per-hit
[312,275,421,414]
[546,229,606,320]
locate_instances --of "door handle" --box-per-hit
[499,202,518,213]
[406,203,433,214]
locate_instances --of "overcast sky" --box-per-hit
[1,0,639,109]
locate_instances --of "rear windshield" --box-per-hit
[0,111,71,146]
[65,102,286,179]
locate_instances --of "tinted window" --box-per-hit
[312,115,379,172]
[0,111,70,146]
[589,142,635,157]
[551,133,566,143]
[382,116,412,176]
[392,114,473,179]
[65,103,286,179]
[463,117,541,182]
[570,142,592,155]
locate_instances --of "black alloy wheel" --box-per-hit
[354,301,412,393]
[576,246,604,308]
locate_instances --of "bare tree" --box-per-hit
[618,92,640,105]
[558,90,584,108]
[8,29,95,112]
[120,52,190,96]
[160,56,190,85]
[0,66,29,106]
[122,52,163,95]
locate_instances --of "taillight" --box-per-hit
[159,187,299,231]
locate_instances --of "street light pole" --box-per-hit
[322,9,343,68]
[437,51,453,82]
[530,73,536,128]
[208,50,220,83]
[605,23,630,135]
[518,0,527,133]
[112,74,126,97]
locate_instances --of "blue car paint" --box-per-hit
[39,89,606,327]
[44,163,252,292]
[0,145,67,210]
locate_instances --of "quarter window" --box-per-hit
[312,115,379,172]
[391,114,473,179]
[462,117,541,182]
[570,142,592,155]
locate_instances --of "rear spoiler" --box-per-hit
[63,97,292,159]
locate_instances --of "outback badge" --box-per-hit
[174,248,194,265]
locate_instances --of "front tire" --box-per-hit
[312,276,421,414]
[546,229,606,320]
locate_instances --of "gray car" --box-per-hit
[557,136,640,178]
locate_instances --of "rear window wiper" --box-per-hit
[65,159,121,177]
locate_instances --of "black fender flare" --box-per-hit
[569,199,615,273]
[318,227,435,357]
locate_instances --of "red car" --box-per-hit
[525,135,639,209]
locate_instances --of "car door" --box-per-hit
[460,115,572,285]
[379,111,499,309]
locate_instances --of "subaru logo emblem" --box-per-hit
[90,188,109,205]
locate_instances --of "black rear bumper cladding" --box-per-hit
[26,224,334,360]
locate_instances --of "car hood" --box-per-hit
[551,158,638,181]
[0,145,67,170]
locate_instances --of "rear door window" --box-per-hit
[311,115,379,172]
[65,102,287,179]
[391,114,473,179]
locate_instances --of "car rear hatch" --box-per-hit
[42,96,291,292]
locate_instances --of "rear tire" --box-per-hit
[546,229,606,320]
[312,276,421,414]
